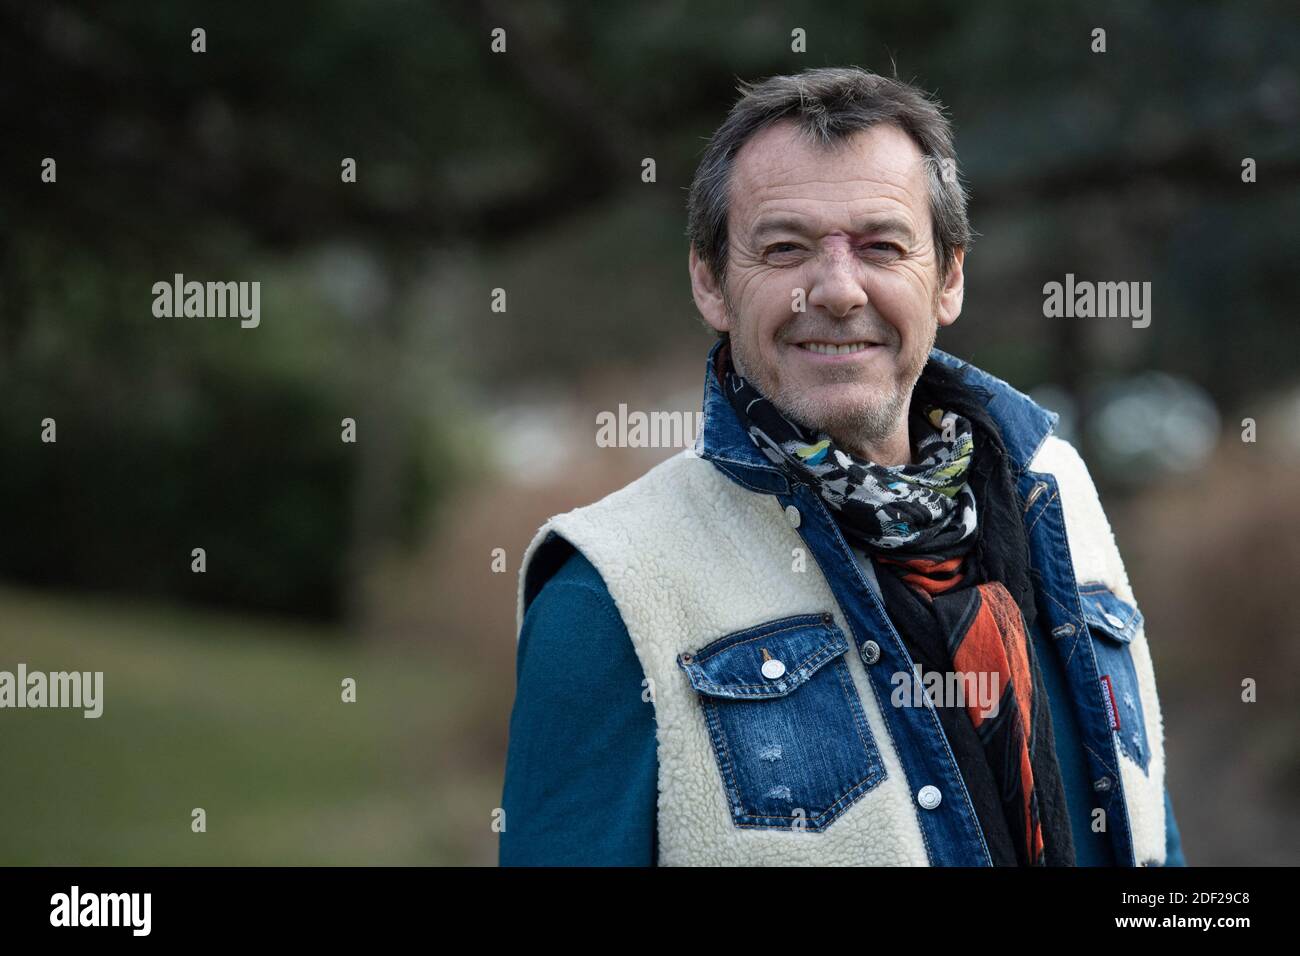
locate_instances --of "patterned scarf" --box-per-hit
[723,364,978,559]
[720,345,1075,866]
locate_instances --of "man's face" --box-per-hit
[691,119,964,457]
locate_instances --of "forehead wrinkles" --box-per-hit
[730,129,929,234]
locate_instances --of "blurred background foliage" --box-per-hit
[0,0,1297,864]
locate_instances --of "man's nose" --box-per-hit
[806,246,868,319]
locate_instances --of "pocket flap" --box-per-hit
[1079,584,1143,644]
[677,612,848,699]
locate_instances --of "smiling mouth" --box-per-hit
[793,340,882,355]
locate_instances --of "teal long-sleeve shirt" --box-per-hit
[499,548,1187,867]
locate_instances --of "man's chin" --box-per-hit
[793,380,889,412]
[742,354,908,429]
[775,385,896,434]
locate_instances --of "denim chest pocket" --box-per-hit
[677,612,886,831]
[1080,584,1151,773]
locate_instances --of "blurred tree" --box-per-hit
[1,0,1296,618]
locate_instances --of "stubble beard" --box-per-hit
[725,294,937,457]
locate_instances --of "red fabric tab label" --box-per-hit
[1100,674,1121,731]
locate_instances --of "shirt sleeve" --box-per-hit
[498,548,658,866]
[1161,786,1187,866]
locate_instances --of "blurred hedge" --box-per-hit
[0,353,444,622]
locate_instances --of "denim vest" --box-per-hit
[517,340,1169,866]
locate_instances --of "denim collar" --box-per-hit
[694,337,1059,495]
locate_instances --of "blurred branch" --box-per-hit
[3,2,642,253]
[979,146,1300,207]
[451,0,643,174]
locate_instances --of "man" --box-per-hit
[499,66,1185,866]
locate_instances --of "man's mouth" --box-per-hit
[793,340,882,356]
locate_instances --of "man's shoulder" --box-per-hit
[521,544,628,641]
[538,543,613,600]
[551,448,739,530]
[516,450,741,631]
[1028,433,1107,520]
[1028,433,1089,481]
[1027,434,1136,603]
[930,346,1061,469]
[592,447,717,499]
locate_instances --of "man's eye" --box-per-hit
[767,243,800,255]
[866,242,901,254]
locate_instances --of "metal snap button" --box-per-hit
[1093,776,1112,792]
[761,658,786,680]
[784,505,801,528]
[1103,612,1126,629]
[860,640,881,665]
[917,785,942,810]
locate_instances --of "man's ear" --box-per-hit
[935,247,965,328]
[689,245,731,333]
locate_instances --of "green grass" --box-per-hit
[0,586,500,865]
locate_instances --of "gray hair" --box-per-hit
[687,66,975,323]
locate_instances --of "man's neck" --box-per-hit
[832,427,913,467]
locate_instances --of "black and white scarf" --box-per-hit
[722,356,979,560]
